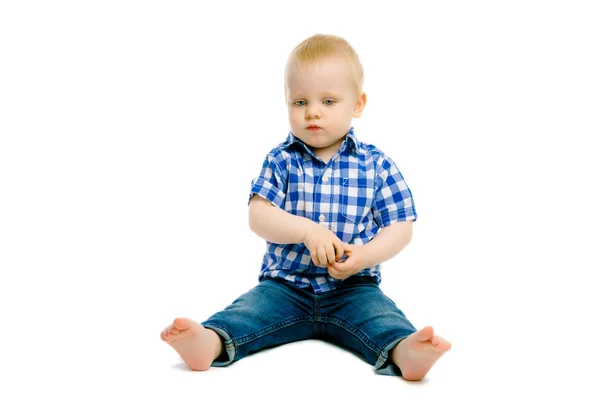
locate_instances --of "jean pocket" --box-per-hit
[341,177,374,224]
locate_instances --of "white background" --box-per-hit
[1,1,599,398]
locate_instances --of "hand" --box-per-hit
[303,224,345,267]
[327,244,368,280]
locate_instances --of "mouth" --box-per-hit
[307,125,321,131]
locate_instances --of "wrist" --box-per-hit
[357,244,376,270]
[300,219,318,245]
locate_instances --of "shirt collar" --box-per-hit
[284,127,360,155]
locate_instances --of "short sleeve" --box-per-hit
[248,154,287,209]
[372,156,418,227]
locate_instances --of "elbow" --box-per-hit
[406,222,414,242]
[398,230,412,249]
[406,224,415,248]
[248,196,267,234]
[406,226,413,243]
[248,204,259,234]
[396,220,413,245]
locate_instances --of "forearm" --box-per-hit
[362,220,414,268]
[248,195,316,244]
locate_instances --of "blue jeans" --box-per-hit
[202,277,416,376]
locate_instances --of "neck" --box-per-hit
[313,137,345,164]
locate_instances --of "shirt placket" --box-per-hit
[316,166,333,226]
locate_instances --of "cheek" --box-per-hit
[289,109,304,122]
[331,110,347,122]
[342,108,355,121]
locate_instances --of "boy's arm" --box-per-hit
[361,220,413,268]
[328,220,413,279]
[249,195,345,265]
[248,195,313,244]
[332,152,417,275]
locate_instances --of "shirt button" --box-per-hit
[319,214,326,222]
[322,176,329,183]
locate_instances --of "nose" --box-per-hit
[305,103,321,120]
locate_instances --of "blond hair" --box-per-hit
[285,34,364,96]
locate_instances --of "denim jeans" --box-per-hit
[202,276,416,376]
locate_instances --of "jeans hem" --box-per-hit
[374,335,409,376]
[203,324,236,367]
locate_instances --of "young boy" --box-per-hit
[160,34,451,380]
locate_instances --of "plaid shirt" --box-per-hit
[249,128,417,293]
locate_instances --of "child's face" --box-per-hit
[285,57,366,156]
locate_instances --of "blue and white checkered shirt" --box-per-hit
[249,128,417,293]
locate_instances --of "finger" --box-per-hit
[325,243,336,264]
[327,262,343,273]
[317,246,328,266]
[333,257,354,271]
[311,252,320,266]
[308,246,320,266]
[334,240,345,261]
[327,266,343,280]
[343,243,353,253]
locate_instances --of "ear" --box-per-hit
[352,92,367,118]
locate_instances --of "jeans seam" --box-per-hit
[321,315,379,355]
[236,316,313,345]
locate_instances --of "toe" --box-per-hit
[439,338,452,352]
[416,326,434,342]
[173,318,190,331]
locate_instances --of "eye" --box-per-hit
[294,100,307,107]
[323,99,336,106]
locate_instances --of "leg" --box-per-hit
[319,277,450,380]
[160,278,315,370]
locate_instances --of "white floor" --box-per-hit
[2,258,597,399]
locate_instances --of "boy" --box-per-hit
[160,34,451,380]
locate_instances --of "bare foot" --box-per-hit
[392,326,451,381]
[160,317,224,371]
